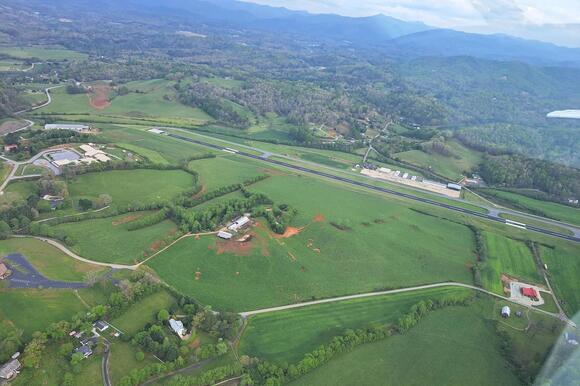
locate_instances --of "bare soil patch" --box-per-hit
[272,226,304,239]
[210,238,253,256]
[0,120,27,135]
[89,84,111,110]
[313,213,325,223]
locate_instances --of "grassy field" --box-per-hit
[395,140,483,181]
[110,290,175,336]
[240,287,472,363]
[100,125,217,163]
[539,243,580,315]
[36,79,211,125]
[480,232,543,294]
[149,174,477,311]
[51,212,178,264]
[67,169,194,206]
[116,142,169,164]
[0,46,88,61]
[0,289,87,339]
[109,340,158,384]
[0,180,37,207]
[290,298,561,386]
[190,155,267,191]
[478,189,580,227]
[0,237,105,281]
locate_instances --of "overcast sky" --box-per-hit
[242,0,580,46]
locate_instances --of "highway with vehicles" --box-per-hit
[165,131,580,244]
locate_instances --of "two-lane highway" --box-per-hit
[165,132,580,244]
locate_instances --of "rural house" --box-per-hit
[0,359,21,381]
[169,318,187,337]
[74,345,93,359]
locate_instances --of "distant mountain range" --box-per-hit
[136,0,580,66]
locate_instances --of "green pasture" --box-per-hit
[148,174,477,311]
[110,290,175,336]
[0,180,37,207]
[478,189,580,227]
[480,232,543,294]
[539,244,580,315]
[291,298,561,386]
[191,155,266,191]
[67,169,194,206]
[240,287,473,363]
[109,341,157,384]
[395,140,483,181]
[51,212,178,264]
[0,289,87,339]
[115,143,169,164]
[0,46,87,61]
[0,237,105,281]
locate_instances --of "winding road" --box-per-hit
[239,282,574,326]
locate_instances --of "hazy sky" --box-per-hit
[242,0,580,46]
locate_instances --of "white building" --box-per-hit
[94,153,111,162]
[45,124,90,133]
[169,319,186,337]
[52,159,76,167]
[218,231,233,240]
[228,216,250,232]
[0,359,21,381]
[148,128,165,134]
[501,306,511,318]
[79,144,103,157]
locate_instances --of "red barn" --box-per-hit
[521,287,538,299]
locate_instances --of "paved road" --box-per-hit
[102,340,111,386]
[164,132,580,244]
[3,253,88,289]
[239,282,574,326]
[12,235,139,270]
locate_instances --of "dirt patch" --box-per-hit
[149,239,165,252]
[195,271,202,280]
[272,226,304,239]
[192,186,207,199]
[0,120,27,135]
[209,238,254,256]
[313,213,325,223]
[89,84,111,110]
[112,213,144,226]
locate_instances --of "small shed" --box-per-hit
[501,306,511,318]
[217,231,233,240]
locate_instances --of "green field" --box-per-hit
[0,237,105,281]
[51,212,178,264]
[109,341,158,384]
[0,46,88,61]
[478,189,580,227]
[36,79,211,125]
[110,290,175,336]
[290,299,560,386]
[149,174,477,311]
[395,140,483,181]
[0,180,37,207]
[116,143,169,164]
[67,169,194,206]
[0,289,87,339]
[190,155,267,191]
[480,232,543,294]
[240,287,472,363]
[539,244,580,315]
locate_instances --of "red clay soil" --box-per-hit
[272,226,304,239]
[313,213,325,222]
[210,238,254,256]
[89,84,111,110]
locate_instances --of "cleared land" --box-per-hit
[0,238,105,281]
[539,243,580,315]
[190,155,267,191]
[0,289,87,339]
[110,290,175,335]
[68,169,194,206]
[0,46,88,61]
[51,212,178,264]
[240,287,472,363]
[149,174,477,311]
[290,299,560,386]
[480,232,543,294]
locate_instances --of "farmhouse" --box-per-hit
[0,263,11,280]
[94,321,109,333]
[521,287,538,300]
[218,231,233,240]
[169,318,187,337]
[501,306,511,318]
[74,345,93,359]
[3,144,18,153]
[42,195,64,210]
[45,124,91,133]
[94,153,111,162]
[0,359,21,381]
[79,144,104,157]
[228,216,250,232]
